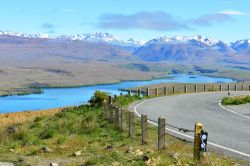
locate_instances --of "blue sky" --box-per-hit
[0,0,249,42]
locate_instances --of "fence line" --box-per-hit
[125,83,250,97]
[103,94,213,162]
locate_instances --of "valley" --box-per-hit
[1,32,250,96]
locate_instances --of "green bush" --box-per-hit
[89,91,108,107]
[222,95,250,105]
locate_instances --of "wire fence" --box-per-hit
[104,94,239,165]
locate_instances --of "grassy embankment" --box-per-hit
[222,95,250,105]
[0,92,248,165]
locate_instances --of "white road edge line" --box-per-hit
[133,99,250,158]
[218,100,250,119]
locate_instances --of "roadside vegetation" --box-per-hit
[222,95,250,105]
[0,91,248,165]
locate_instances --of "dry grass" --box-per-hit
[0,108,62,128]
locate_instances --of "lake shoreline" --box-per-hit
[0,75,172,98]
[0,74,236,113]
[0,72,242,98]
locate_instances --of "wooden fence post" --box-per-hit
[141,114,147,144]
[158,117,165,150]
[195,84,197,93]
[235,85,237,91]
[103,99,109,120]
[184,85,187,93]
[164,86,167,95]
[204,84,206,92]
[155,88,158,96]
[228,84,230,91]
[120,109,126,131]
[194,122,203,160]
[108,96,112,105]
[249,85,250,91]
[114,107,120,127]
[219,85,222,91]
[109,105,114,123]
[173,86,175,94]
[146,88,150,97]
[242,85,244,91]
[129,111,134,139]
[128,90,131,96]
[138,89,141,97]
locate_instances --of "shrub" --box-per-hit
[222,95,250,105]
[89,91,108,107]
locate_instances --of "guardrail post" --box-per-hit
[155,88,158,96]
[103,99,109,120]
[158,117,165,150]
[121,109,126,131]
[109,105,114,123]
[138,89,141,97]
[141,114,147,144]
[129,111,134,139]
[108,96,112,105]
[164,86,167,95]
[184,85,187,93]
[173,86,175,94]
[194,122,203,160]
[195,85,197,93]
[146,88,150,97]
[235,85,237,91]
[228,84,230,91]
[114,107,120,127]
[128,90,131,96]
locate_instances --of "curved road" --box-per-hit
[130,91,250,159]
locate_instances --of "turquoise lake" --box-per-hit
[0,74,235,113]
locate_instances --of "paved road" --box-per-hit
[130,91,250,159]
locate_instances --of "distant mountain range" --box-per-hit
[0,31,145,47]
[0,31,250,64]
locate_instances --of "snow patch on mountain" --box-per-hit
[145,35,219,46]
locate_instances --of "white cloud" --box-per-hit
[217,10,248,15]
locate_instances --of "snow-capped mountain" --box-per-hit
[230,39,250,51]
[0,31,145,47]
[133,35,234,62]
[145,35,219,47]
[0,31,52,39]
[79,32,145,47]
[1,30,250,63]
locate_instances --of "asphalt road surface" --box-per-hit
[130,91,250,159]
